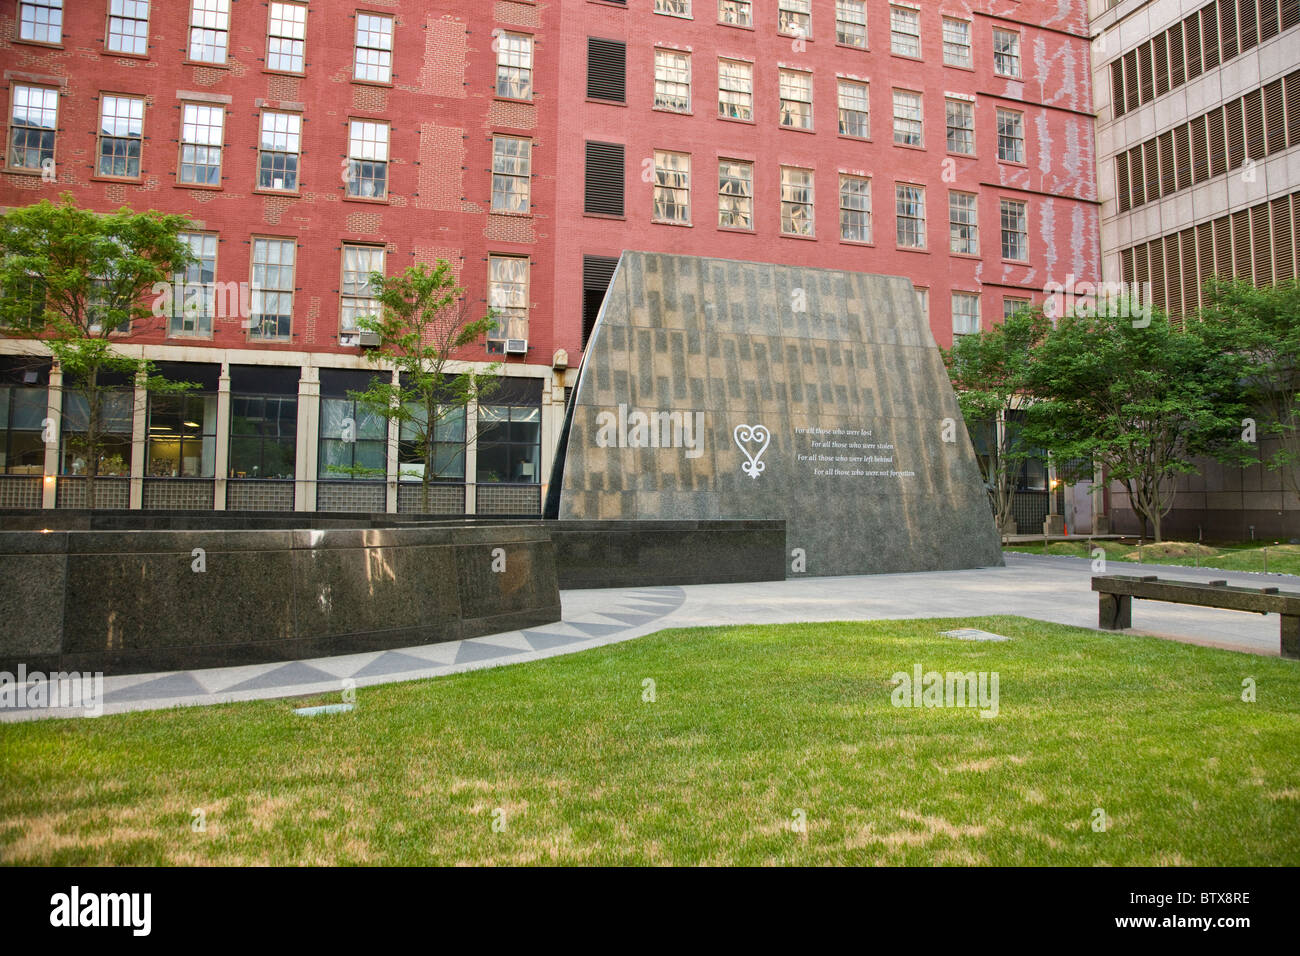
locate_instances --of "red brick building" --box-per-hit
[0,0,1098,515]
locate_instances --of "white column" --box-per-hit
[41,363,62,509]
[213,361,231,510]
[464,399,478,516]
[385,368,399,514]
[129,369,147,510]
[296,364,319,512]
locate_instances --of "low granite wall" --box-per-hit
[0,525,561,676]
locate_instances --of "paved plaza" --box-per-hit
[6,553,1291,721]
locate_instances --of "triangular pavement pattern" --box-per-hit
[564,620,628,638]
[522,630,589,651]
[350,651,449,679]
[103,672,209,704]
[594,611,663,627]
[453,641,528,665]
[223,661,340,693]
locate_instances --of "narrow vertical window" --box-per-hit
[497,32,533,100]
[18,0,62,44]
[1000,198,1028,260]
[354,13,394,83]
[945,99,974,154]
[6,85,58,172]
[943,17,971,67]
[718,159,753,229]
[892,90,923,146]
[107,0,150,55]
[779,69,813,130]
[249,237,296,341]
[718,59,753,120]
[654,49,691,112]
[96,95,145,179]
[890,6,921,58]
[839,175,871,242]
[169,232,217,337]
[340,244,385,334]
[952,293,981,336]
[836,0,867,47]
[266,2,307,74]
[949,191,978,254]
[257,111,301,191]
[346,120,389,199]
[993,28,1022,78]
[780,166,815,236]
[838,79,869,138]
[895,183,926,248]
[653,150,691,224]
[189,0,230,64]
[488,256,529,342]
[179,103,224,186]
[491,135,532,214]
[996,108,1025,163]
[778,0,812,38]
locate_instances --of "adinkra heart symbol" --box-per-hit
[733,424,770,480]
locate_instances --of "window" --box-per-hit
[952,293,980,336]
[107,0,149,55]
[497,32,533,100]
[718,59,753,120]
[718,0,751,27]
[582,255,619,346]
[179,103,224,186]
[780,166,814,236]
[229,393,297,480]
[61,387,133,476]
[168,232,217,337]
[399,403,465,483]
[189,0,230,64]
[257,111,301,191]
[996,108,1024,163]
[488,256,529,341]
[18,0,62,44]
[6,84,58,172]
[839,175,871,242]
[890,5,920,58]
[779,69,813,130]
[838,79,869,138]
[778,0,811,37]
[654,49,691,112]
[1003,296,1030,319]
[477,402,541,484]
[492,135,531,214]
[96,95,144,179]
[346,120,389,199]
[949,191,978,255]
[915,287,929,323]
[653,150,690,223]
[249,238,295,340]
[836,0,867,47]
[587,37,626,103]
[718,159,753,230]
[993,28,1022,78]
[266,2,307,73]
[340,244,384,333]
[895,183,925,248]
[0,379,48,476]
[584,141,624,216]
[320,391,385,481]
[1000,198,1028,261]
[945,98,974,154]
[655,0,691,17]
[147,391,217,478]
[892,90,922,146]
[943,17,971,67]
[354,13,394,83]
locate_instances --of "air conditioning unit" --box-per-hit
[358,330,382,347]
[505,338,528,355]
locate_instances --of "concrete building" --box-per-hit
[1091,0,1300,538]
[0,0,1098,517]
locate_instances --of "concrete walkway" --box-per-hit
[4,553,1293,722]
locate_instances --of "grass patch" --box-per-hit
[2,616,1298,866]
[1007,539,1300,576]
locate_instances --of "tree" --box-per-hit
[942,307,1052,534]
[0,195,198,508]
[1023,306,1249,542]
[347,260,499,511]
[1198,277,1300,499]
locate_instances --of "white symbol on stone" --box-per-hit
[733,424,770,480]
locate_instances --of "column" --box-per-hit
[213,361,231,510]
[129,369,147,510]
[385,368,399,514]
[41,363,62,509]
[464,399,478,515]
[296,364,319,513]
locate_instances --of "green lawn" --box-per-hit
[2,616,1298,866]
[1007,539,1300,576]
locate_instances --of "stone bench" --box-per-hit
[1091,574,1300,659]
